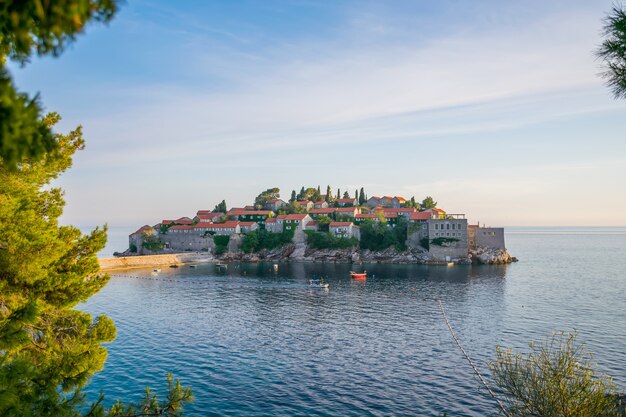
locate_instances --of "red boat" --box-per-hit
[350,271,367,279]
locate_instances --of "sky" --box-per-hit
[9,0,626,228]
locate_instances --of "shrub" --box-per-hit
[489,331,625,417]
[359,218,408,251]
[430,237,459,247]
[304,230,358,249]
[240,229,294,253]
[213,235,230,255]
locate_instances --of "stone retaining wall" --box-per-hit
[99,252,213,271]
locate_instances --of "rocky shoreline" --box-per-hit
[217,245,517,265]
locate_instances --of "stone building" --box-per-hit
[329,222,360,239]
[468,225,505,250]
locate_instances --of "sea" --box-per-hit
[79,227,626,416]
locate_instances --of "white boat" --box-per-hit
[308,279,329,289]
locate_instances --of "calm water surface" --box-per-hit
[81,227,626,416]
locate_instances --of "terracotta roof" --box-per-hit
[410,212,432,221]
[284,214,308,220]
[433,208,446,214]
[192,222,214,229]
[196,210,212,216]
[395,196,407,202]
[336,207,357,212]
[202,221,239,229]
[169,225,195,231]
[130,225,152,236]
[230,210,272,216]
[265,218,277,223]
[275,215,287,220]
[355,214,377,219]
[296,201,311,205]
[330,222,353,227]
[239,221,256,227]
[336,198,356,203]
[309,208,336,214]
[384,213,398,218]
[306,221,317,227]
[196,214,220,221]
[382,207,416,213]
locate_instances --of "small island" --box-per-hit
[118,187,515,266]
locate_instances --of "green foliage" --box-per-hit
[213,235,230,255]
[597,4,626,99]
[241,229,294,253]
[489,331,625,417]
[315,215,332,232]
[405,196,421,209]
[0,0,119,63]
[0,116,113,416]
[421,196,437,209]
[0,0,120,169]
[358,187,366,205]
[213,200,227,213]
[359,218,407,251]
[325,185,332,203]
[430,237,459,246]
[97,373,193,417]
[254,187,280,209]
[304,230,358,249]
[0,3,192,415]
[0,70,57,169]
[289,190,296,202]
[129,243,137,253]
[420,237,430,250]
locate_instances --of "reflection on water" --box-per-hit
[81,229,626,416]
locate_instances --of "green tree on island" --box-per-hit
[358,187,366,205]
[290,190,297,202]
[213,199,227,213]
[421,196,437,209]
[325,185,332,202]
[0,1,192,416]
[597,4,626,99]
[254,187,280,209]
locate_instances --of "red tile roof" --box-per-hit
[284,214,308,220]
[355,214,378,219]
[230,210,272,216]
[309,208,336,214]
[239,221,256,226]
[410,212,432,221]
[196,210,212,216]
[384,213,398,218]
[265,218,277,223]
[382,207,416,213]
[306,221,317,227]
[130,225,153,236]
[336,198,356,203]
[433,208,446,214]
[330,222,353,227]
[169,225,196,231]
[336,207,357,212]
[296,201,311,205]
[202,221,239,229]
